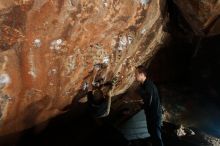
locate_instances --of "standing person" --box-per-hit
[135,65,164,146]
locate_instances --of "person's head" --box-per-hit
[135,65,148,83]
[92,89,105,104]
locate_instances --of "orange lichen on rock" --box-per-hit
[0,0,168,135]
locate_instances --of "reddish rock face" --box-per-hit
[0,0,167,135]
[1,0,218,136]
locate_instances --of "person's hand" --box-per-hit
[139,100,144,105]
[87,83,93,91]
[78,96,88,103]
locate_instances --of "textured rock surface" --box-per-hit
[173,0,220,36]
[1,0,219,137]
[0,0,167,135]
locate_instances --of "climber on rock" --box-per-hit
[87,81,113,118]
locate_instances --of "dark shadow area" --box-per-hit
[14,101,128,146]
[150,34,220,138]
[0,106,212,146]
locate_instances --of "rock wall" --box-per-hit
[0,0,167,135]
[173,0,220,36]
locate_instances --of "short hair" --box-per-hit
[136,65,148,76]
[93,89,104,103]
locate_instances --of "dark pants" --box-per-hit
[147,121,163,146]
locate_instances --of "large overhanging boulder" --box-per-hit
[0,0,167,135]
